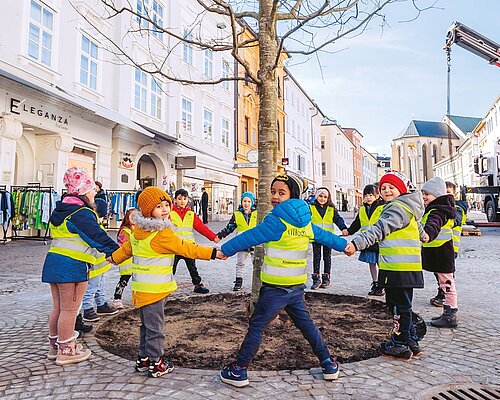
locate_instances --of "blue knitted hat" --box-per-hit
[240,191,255,206]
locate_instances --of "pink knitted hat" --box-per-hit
[63,167,95,196]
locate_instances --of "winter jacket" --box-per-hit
[347,198,385,253]
[310,201,348,231]
[217,206,257,239]
[172,204,217,241]
[111,212,217,308]
[221,199,347,257]
[422,195,456,274]
[455,200,468,227]
[41,196,119,283]
[351,191,425,288]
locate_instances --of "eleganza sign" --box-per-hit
[8,96,70,130]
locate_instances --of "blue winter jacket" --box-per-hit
[221,199,347,257]
[41,200,119,283]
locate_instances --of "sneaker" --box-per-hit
[320,273,331,289]
[83,308,100,322]
[368,281,377,295]
[310,273,321,290]
[408,338,423,356]
[194,284,209,294]
[321,358,339,380]
[75,313,93,334]
[135,355,150,372]
[430,288,445,307]
[233,277,243,292]
[96,303,119,316]
[373,285,384,296]
[379,340,412,360]
[220,362,249,388]
[112,299,125,310]
[148,356,174,378]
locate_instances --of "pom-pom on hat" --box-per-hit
[271,172,307,199]
[240,191,256,206]
[63,167,95,196]
[137,186,172,218]
[378,171,413,195]
[422,176,447,198]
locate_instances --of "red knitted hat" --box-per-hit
[378,171,411,195]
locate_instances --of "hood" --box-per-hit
[271,199,311,228]
[392,191,425,220]
[133,211,175,232]
[426,194,456,219]
[50,201,88,226]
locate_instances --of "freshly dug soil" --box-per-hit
[96,292,390,370]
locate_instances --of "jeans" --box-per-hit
[237,284,330,366]
[82,274,107,310]
[173,256,202,286]
[312,243,332,275]
[385,287,414,344]
[139,297,166,360]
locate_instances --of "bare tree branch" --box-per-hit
[277,0,359,21]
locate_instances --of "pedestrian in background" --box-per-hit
[201,187,209,224]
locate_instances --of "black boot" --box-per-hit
[75,313,93,334]
[233,277,243,291]
[430,305,458,328]
[430,288,445,307]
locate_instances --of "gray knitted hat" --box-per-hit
[422,176,447,198]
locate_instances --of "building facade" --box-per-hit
[361,147,378,188]
[343,128,363,207]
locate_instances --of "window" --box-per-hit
[182,29,193,65]
[181,97,192,132]
[136,0,164,40]
[203,109,213,141]
[28,0,54,66]
[80,35,98,90]
[134,69,162,118]
[134,69,147,113]
[244,116,250,144]
[322,162,327,176]
[204,49,213,78]
[221,118,230,147]
[222,60,230,90]
[151,79,162,119]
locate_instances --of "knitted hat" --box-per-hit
[271,172,307,199]
[63,167,95,196]
[422,176,447,198]
[378,171,412,195]
[137,186,172,217]
[240,191,255,206]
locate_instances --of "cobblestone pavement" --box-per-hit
[0,212,499,399]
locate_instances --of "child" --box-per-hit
[219,173,347,388]
[309,187,348,289]
[344,171,425,359]
[421,177,459,328]
[216,192,257,291]
[41,167,119,365]
[81,198,119,322]
[347,184,385,296]
[109,186,225,378]
[170,189,220,294]
[112,208,138,309]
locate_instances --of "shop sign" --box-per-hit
[175,156,196,170]
[9,96,70,130]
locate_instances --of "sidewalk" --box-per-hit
[0,220,499,399]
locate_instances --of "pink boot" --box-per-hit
[47,335,58,361]
[56,336,91,366]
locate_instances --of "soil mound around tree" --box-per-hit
[96,292,390,370]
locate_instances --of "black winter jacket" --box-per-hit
[347,198,385,253]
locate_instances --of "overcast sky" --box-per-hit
[287,0,500,156]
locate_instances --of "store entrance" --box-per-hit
[137,155,156,189]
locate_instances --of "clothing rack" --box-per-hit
[0,185,9,244]
[105,190,138,230]
[9,183,54,244]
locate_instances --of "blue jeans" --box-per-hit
[82,274,107,310]
[237,284,330,366]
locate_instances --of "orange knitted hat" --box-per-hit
[137,186,172,217]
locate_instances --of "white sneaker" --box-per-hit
[112,299,124,309]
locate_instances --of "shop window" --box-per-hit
[203,108,213,141]
[28,0,54,66]
[204,49,213,78]
[136,0,164,40]
[80,35,98,90]
[182,29,193,65]
[181,97,192,132]
[221,117,230,148]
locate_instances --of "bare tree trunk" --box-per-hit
[251,0,279,309]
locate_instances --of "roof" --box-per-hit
[396,120,459,140]
[448,115,482,134]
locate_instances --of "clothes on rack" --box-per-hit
[108,191,137,221]
[0,190,13,231]
[10,187,58,231]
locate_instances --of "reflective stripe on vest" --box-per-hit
[359,204,384,232]
[452,207,466,253]
[130,231,177,293]
[310,205,334,232]
[89,224,111,278]
[234,210,258,233]
[170,210,195,242]
[48,208,97,264]
[119,227,133,276]
[262,219,313,286]
[421,209,454,248]
[378,201,422,272]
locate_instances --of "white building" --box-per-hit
[283,69,323,192]
[0,0,238,221]
[361,147,378,188]
[320,119,354,210]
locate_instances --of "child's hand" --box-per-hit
[213,236,221,243]
[106,256,113,263]
[341,229,349,236]
[421,233,430,243]
[344,242,356,256]
[215,250,227,260]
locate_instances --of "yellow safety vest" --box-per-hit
[119,227,133,276]
[262,219,314,286]
[452,207,466,253]
[234,210,257,233]
[89,223,111,279]
[129,231,177,294]
[170,210,195,243]
[421,209,454,248]
[359,204,384,232]
[48,208,98,265]
[310,205,335,233]
[378,201,422,272]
